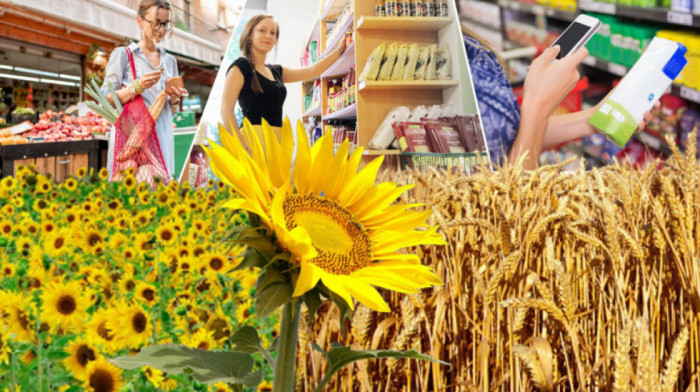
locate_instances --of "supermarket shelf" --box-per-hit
[671,84,700,105]
[305,14,321,48]
[363,149,402,156]
[581,55,628,77]
[302,76,320,83]
[358,80,459,91]
[356,16,453,31]
[633,131,674,155]
[322,0,349,19]
[460,16,501,31]
[578,1,700,27]
[582,146,608,165]
[303,104,322,117]
[322,43,356,78]
[583,56,700,104]
[322,13,354,58]
[325,103,357,120]
[497,0,578,21]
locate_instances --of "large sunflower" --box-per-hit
[204,119,444,312]
[41,281,90,332]
[106,301,152,349]
[83,357,123,392]
[63,336,101,379]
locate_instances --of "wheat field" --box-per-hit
[296,133,700,391]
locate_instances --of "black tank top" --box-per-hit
[227,57,287,127]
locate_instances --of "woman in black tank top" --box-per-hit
[221,14,346,145]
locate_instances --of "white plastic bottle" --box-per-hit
[589,37,688,147]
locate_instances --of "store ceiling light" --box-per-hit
[0,65,11,70]
[14,67,60,78]
[59,74,81,81]
[39,78,79,87]
[0,73,39,82]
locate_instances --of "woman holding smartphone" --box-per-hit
[461,16,656,169]
[220,14,346,145]
[101,0,188,178]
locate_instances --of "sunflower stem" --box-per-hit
[272,300,300,392]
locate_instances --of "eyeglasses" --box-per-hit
[142,18,173,32]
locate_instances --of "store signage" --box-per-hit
[667,11,693,26]
[679,85,700,104]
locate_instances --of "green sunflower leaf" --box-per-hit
[255,281,293,319]
[233,248,267,271]
[302,289,323,325]
[230,326,264,354]
[110,345,262,386]
[311,343,449,392]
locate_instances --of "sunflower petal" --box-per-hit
[293,261,322,297]
[341,277,390,312]
[320,272,355,311]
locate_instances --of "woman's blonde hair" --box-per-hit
[137,0,175,38]
[239,14,280,95]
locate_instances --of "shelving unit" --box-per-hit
[497,0,578,21]
[322,43,355,78]
[325,102,357,119]
[301,0,485,164]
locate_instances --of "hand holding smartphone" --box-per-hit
[550,14,601,59]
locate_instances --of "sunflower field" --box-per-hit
[0,165,278,392]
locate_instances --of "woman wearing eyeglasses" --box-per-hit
[101,0,188,178]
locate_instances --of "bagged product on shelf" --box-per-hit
[408,105,429,121]
[442,102,457,117]
[378,43,399,80]
[426,44,437,80]
[589,37,688,147]
[391,44,409,80]
[359,43,386,82]
[435,48,451,80]
[394,122,433,152]
[414,46,431,80]
[310,41,318,63]
[402,44,420,80]
[425,122,468,153]
[368,106,411,149]
[426,104,443,119]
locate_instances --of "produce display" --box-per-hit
[0,111,107,145]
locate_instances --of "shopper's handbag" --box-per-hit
[110,47,170,187]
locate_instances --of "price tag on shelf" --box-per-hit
[582,56,597,67]
[532,5,545,15]
[639,132,661,151]
[581,1,616,14]
[667,11,693,26]
[607,62,627,76]
[679,85,700,104]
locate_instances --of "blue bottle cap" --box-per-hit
[662,43,688,80]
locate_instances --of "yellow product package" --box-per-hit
[390,44,409,81]
[359,43,386,82]
[402,44,420,80]
[378,43,399,81]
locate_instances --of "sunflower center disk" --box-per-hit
[283,194,372,275]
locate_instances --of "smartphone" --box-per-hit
[551,14,602,59]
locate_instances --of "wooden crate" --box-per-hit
[0,140,101,181]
